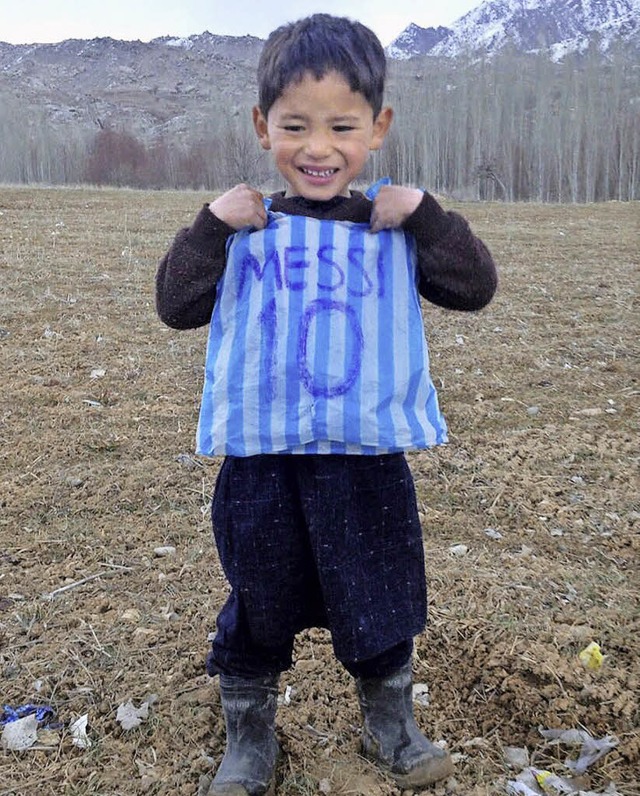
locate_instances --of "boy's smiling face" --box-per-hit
[253,70,392,201]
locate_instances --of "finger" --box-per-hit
[253,206,268,229]
[247,186,263,202]
[370,195,387,230]
[256,198,268,222]
[369,211,389,233]
[249,189,265,211]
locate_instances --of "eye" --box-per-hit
[283,124,304,132]
[333,125,355,133]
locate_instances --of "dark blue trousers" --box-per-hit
[206,454,426,679]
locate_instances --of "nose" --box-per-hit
[304,129,332,159]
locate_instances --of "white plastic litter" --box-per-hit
[116,698,153,730]
[506,728,621,796]
[70,714,91,748]
[1,714,38,751]
[412,683,430,706]
[539,728,618,774]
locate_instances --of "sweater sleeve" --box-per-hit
[155,204,235,329]
[403,192,498,311]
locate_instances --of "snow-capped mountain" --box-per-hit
[386,24,452,59]
[388,0,640,59]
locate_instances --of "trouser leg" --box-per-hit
[207,590,295,679]
[340,639,414,679]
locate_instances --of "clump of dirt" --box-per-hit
[0,188,637,795]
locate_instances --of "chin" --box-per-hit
[297,186,350,201]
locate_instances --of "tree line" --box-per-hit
[0,48,638,202]
[378,46,639,202]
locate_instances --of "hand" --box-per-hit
[369,185,423,233]
[209,183,267,231]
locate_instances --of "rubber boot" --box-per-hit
[208,674,280,796]
[356,662,453,789]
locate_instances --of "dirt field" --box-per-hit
[0,187,637,796]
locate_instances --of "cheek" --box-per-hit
[349,143,372,164]
[272,142,296,163]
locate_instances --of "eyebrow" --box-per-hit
[278,113,362,123]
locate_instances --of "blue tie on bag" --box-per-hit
[196,181,447,457]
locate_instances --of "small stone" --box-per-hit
[133,627,157,639]
[576,407,603,416]
[504,745,530,769]
[449,544,468,557]
[154,546,176,557]
[526,405,540,416]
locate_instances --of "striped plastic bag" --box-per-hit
[197,182,447,456]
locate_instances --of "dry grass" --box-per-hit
[0,187,638,796]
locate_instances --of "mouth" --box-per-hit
[299,167,338,178]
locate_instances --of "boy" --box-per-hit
[156,13,497,796]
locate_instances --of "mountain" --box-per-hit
[388,0,640,59]
[0,32,263,140]
[386,23,452,59]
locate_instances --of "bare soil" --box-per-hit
[0,187,638,796]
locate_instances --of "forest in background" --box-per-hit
[0,48,638,202]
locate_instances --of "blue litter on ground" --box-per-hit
[1,704,56,726]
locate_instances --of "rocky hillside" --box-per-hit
[0,33,262,140]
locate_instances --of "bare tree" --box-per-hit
[1,47,637,201]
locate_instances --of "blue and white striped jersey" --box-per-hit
[196,207,447,457]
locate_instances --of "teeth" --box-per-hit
[302,167,336,177]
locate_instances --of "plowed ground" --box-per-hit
[0,188,637,796]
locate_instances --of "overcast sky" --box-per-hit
[0,0,481,47]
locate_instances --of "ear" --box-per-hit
[370,106,393,151]
[253,106,271,150]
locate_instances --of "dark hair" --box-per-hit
[257,14,386,118]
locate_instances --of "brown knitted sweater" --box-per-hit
[156,190,497,330]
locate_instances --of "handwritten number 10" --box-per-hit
[258,297,365,400]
